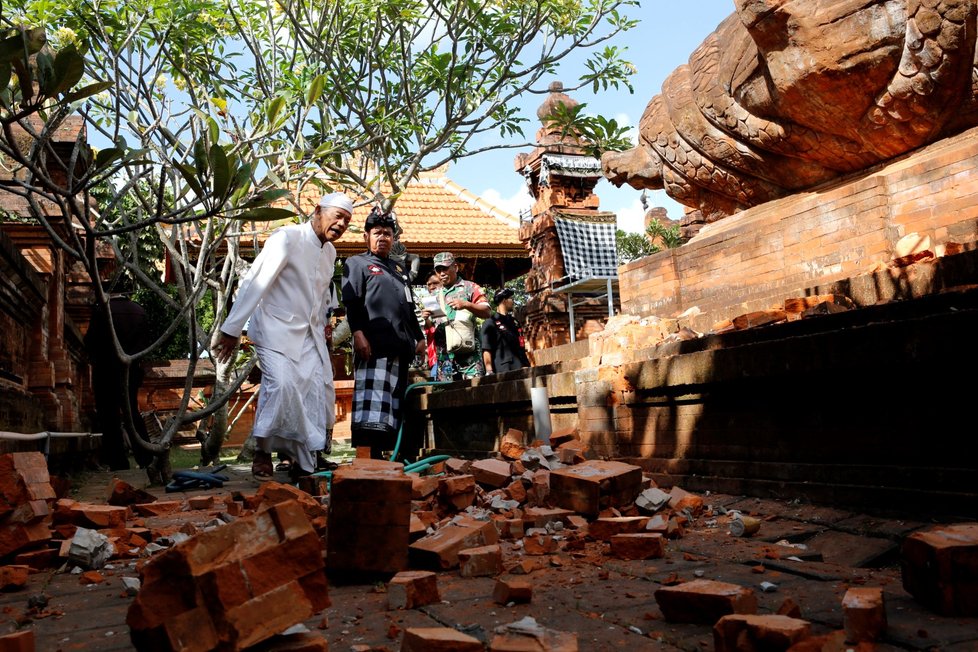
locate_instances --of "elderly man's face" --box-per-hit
[316,206,352,242]
[436,262,458,285]
[365,225,394,256]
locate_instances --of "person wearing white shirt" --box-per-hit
[214,192,353,481]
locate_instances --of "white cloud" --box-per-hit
[481,184,533,218]
[614,112,639,146]
[615,197,647,233]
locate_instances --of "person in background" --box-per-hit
[480,288,531,375]
[85,292,154,471]
[342,207,426,459]
[214,192,353,481]
[422,270,441,378]
[425,251,491,381]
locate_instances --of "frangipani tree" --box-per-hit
[0,0,636,470]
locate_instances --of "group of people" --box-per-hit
[213,193,532,481]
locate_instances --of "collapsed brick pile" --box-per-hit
[1,444,976,651]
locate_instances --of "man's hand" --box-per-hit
[213,333,239,365]
[353,330,372,360]
[415,339,426,355]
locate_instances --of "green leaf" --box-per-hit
[64,80,113,102]
[266,96,286,125]
[241,188,290,209]
[94,147,123,170]
[0,29,46,63]
[193,137,208,175]
[11,58,33,105]
[305,74,326,108]
[210,144,230,199]
[207,117,219,145]
[52,45,85,96]
[35,51,55,96]
[233,207,296,221]
[174,161,203,196]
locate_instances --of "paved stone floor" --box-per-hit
[2,462,976,651]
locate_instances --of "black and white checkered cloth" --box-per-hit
[554,215,618,281]
[352,355,401,432]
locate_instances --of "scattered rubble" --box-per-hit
[0,443,975,650]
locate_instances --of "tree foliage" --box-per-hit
[616,217,682,265]
[0,0,638,465]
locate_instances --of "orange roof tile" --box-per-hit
[293,167,524,259]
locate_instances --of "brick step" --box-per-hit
[629,458,978,519]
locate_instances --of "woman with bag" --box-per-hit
[425,251,491,381]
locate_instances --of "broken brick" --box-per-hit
[547,427,579,448]
[654,579,757,624]
[127,500,329,652]
[66,503,129,529]
[610,533,666,560]
[132,501,182,517]
[327,465,412,576]
[901,522,978,616]
[107,478,157,506]
[504,479,527,503]
[549,460,642,517]
[493,578,532,605]
[0,629,34,652]
[401,627,483,651]
[438,474,476,511]
[713,614,811,652]
[387,570,440,610]
[470,458,513,488]
[458,544,503,577]
[411,475,439,500]
[523,534,559,556]
[0,565,30,590]
[489,617,578,651]
[187,495,215,511]
[521,507,574,529]
[843,587,887,642]
[500,429,527,460]
[588,516,650,541]
[409,518,499,570]
[0,520,51,559]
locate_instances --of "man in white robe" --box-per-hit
[214,193,353,480]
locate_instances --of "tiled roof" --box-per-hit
[293,167,524,258]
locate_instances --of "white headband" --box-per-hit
[319,192,354,214]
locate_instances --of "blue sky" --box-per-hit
[448,2,734,233]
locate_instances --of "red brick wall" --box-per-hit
[620,128,978,330]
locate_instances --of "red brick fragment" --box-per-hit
[80,570,104,585]
[107,478,157,506]
[654,579,757,624]
[127,500,328,652]
[0,629,34,652]
[132,501,182,517]
[471,458,513,488]
[843,587,887,643]
[438,474,476,511]
[493,578,532,605]
[549,460,642,517]
[387,570,440,610]
[499,429,526,460]
[714,614,811,652]
[0,565,30,590]
[610,533,666,560]
[588,516,649,541]
[402,627,483,651]
[409,519,499,570]
[187,495,215,510]
[901,522,978,616]
[458,544,503,577]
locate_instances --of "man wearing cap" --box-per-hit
[426,251,491,381]
[480,288,531,375]
[342,207,426,459]
[214,192,353,481]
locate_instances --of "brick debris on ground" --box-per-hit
[0,443,976,651]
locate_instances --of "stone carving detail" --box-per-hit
[603,0,978,222]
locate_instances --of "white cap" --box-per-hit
[318,192,353,214]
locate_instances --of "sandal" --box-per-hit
[275,459,292,472]
[252,451,274,482]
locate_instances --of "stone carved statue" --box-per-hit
[602,0,978,223]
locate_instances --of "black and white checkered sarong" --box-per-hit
[352,355,401,433]
[553,215,618,281]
